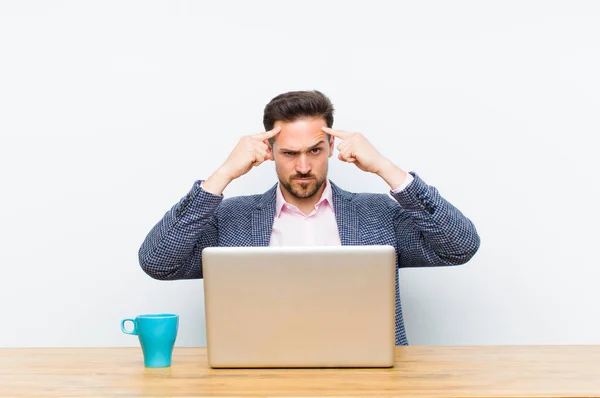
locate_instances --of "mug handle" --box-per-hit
[121,318,137,335]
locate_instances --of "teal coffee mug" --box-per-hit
[121,313,179,368]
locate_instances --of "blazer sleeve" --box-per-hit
[390,172,480,267]
[138,180,222,280]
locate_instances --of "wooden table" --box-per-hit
[1,346,600,397]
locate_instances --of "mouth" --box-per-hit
[294,177,314,183]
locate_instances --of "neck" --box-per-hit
[280,181,328,216]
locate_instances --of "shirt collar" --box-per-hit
[275,179,333,218]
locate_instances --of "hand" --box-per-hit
[219,126,281,180]
[322,126,408,189]
[203,126,280,195]
[322,127,389,174]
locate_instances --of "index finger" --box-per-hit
[322,126,351,140]
[255,126,281,141]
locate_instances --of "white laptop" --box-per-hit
[202,245,397,368]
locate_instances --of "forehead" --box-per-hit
[273,117,328,149]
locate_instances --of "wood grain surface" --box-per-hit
[1,346,599,397]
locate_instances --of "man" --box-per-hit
[139,90,480,345]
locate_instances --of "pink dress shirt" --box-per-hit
[269,180,342,247]
[269,174,414,247]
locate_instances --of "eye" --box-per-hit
[311,148,322,154]
[284,151,296,156]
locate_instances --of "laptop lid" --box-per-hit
[202,245,397,368]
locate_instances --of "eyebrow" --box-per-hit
[279,141,326,153]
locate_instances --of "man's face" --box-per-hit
[271,117,335,200]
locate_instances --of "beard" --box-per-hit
[279,172,327,199]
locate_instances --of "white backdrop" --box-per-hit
[1,1,599,347]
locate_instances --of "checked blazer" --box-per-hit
[139,172,480,345]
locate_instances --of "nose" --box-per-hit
[295,154,311,175]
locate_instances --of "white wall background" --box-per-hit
[1,0,599,347]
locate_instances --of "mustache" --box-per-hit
[291,174,315,180]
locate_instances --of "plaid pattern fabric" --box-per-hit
[139,172,480,345]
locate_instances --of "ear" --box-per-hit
[328,135,335,158]
[266,141,275,161]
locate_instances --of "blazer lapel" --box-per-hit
[251,184,277,247]
[331,181,360,246]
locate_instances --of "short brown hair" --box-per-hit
[263,90,334,145]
